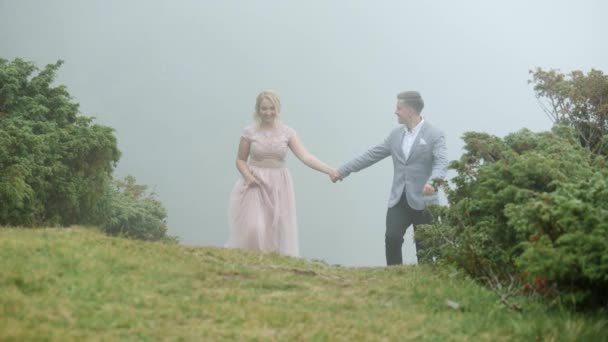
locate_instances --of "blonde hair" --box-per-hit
[253,90,282,124]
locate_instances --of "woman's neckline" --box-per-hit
[257,123,281,131]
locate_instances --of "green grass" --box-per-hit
[1,227,606,341]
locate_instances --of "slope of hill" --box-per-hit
[1,228,605,341]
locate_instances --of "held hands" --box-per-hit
[422,183,436,196]
[328,168,342,183]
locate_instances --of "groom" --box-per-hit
[332,91,448,265]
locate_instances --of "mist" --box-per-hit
[1,0,605,266]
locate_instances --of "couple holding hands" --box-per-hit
[226,90,448,266]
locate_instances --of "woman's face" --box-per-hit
[258,98,277,124]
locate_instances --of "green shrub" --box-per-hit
[99,176,173,242]
[0,58,119,226]
[1,57,174,242]
[508,172,608,306]
[418,126,608,308]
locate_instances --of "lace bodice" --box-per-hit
[242,124,296,163]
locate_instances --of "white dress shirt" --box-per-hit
[402,118,425,160]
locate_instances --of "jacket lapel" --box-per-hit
[406,123,427,163]
[395,129,407,163]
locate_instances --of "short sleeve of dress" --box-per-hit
[283,125,297,143]
[241,126,255,142]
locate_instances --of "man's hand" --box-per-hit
[422,183,435,195]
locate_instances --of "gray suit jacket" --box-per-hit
[338,121,448,209]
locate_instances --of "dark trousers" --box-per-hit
[385,192,432,266]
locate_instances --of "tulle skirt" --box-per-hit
[226,165,299,256]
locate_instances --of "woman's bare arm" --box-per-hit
[235,137,258,186]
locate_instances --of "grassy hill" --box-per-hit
[1,228,606,341]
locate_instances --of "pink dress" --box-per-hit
[226,124,299,256]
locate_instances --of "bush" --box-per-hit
[509,172,608,306]
[0,58,120,226]
[418,126,608,309]
[99,176,174,242]
[1,57,174,242]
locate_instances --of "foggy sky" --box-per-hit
[1,0,606,266]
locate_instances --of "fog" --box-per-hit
[1,0,606,265]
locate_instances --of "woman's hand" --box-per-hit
[244,175,260,187]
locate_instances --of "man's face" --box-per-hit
[395,100,413,124]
